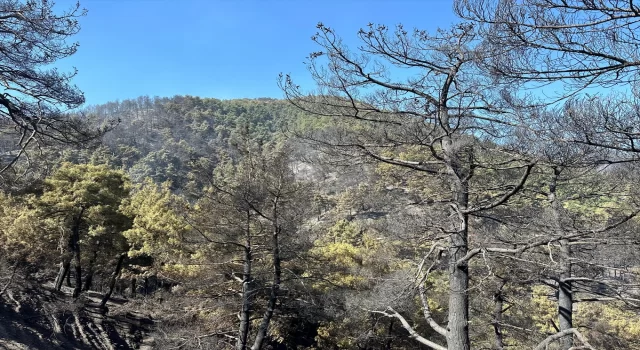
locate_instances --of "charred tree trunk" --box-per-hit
[54,259,71,291]
[443,132,471,350]
[385,320,394,350]
[447,214,470,350]
[83,250,98,291]
[236,211,253,350]
[55,208,85,294]
[66,266,72,287]
[130,278,137,298]
[100,254,126,309]
[251,205,282,350]
[492,283,506,350]
[71,251,81,297]
[558,239,573,350]
[70,214,83,298]
[550,167,573,350]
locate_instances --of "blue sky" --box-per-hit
[55,0,458,106]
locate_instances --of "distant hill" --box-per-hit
[84,96,305,189]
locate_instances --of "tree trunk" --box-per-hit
[558,239,573,350]
[100,254,126,309]
[55,208,84,296]
[385,320,394,350]
[493,285,505,350]
[236,212,253,350]
[236,247,253,350]
[447,224,470,350]
[70,220,82,298]
[83,250,98,291]
[130,278,137,298]
[443,133,471,350]
[66,266,72,287]
[251,210,282,350]
[72,254,82,297]
[550,167,573,350]
[54,259,71,291]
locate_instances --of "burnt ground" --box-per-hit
[0,283,154,350]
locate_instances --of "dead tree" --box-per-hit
[0,1,107,176]
[456,0,640,160]
[281,22,536,350]
[456,0,640,91]
[188,143,310,350]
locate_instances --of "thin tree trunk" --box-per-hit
[236,211,253,350]
[66,265,72,287]
[100,254,126,309]
[130,278,137,298]
[550,167,573,350]
[71,219,83,298]
[54,259,71,291]
[558,239,573,350]
[251,205,282,350]
[83,250,98,291]
[385,320,394,350]
[493,283,505,350]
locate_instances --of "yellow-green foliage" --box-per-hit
[121,179,194,275]
[328,219,361,244]
[41,162,130,216]
[311,220,380,290]
[0,193,55,260]
[535,165,636,222]
[315,320,358,349]
[520,285,640,348]
[1,163,133,264]
[424,270,448,313]
[563,196,627,221]
[530,285,558,333]
[310,220,369,289]
[577,301,640,344]
[309,219,401,292]
[40,162,132,251]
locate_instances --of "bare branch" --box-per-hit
[534,328,595,350]
[369,307,447,350]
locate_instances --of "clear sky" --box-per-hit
[54,0,458,106]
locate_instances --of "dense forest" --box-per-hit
[2,1,640,350]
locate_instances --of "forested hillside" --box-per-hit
[2,94,640,349]
[2,1,640,350]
